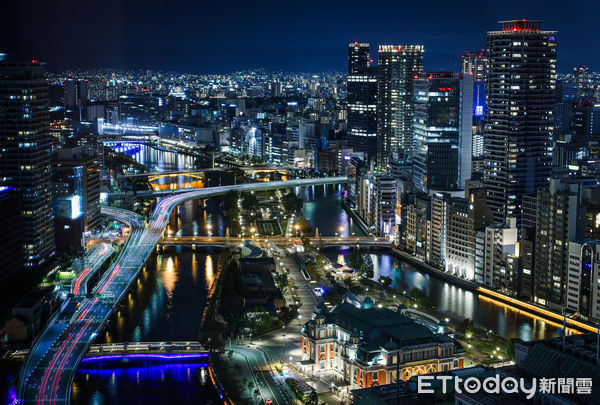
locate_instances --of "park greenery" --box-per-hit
[286,379,318,405]
[281,192,304,212]
[348,247,374,279]
[222,190,241,236]
[241,192,259,211]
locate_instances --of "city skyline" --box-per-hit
[3,3,600,404]
[2,0,600,74]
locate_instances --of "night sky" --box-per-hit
[1,0,598,74]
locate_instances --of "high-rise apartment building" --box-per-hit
[348,42,371,74]
[573,65,593,100]
[445,188,493,280]
[567,240,600,321]
[461,51,488,81]
[377,45,424,167]
[429,192,451,269]
[347,67,377,162]
[412,72,473,192]
[0,61,55,269]
[534,179,589,310]
[483,20,557,224]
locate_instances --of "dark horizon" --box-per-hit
[1,0,599,74]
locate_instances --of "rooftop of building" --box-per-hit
[312,300,460,362]
[510,333,600,404]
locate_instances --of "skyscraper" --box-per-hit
[460,51,488,160]
[460,51,488,81]
[347,66,378,162]
[377,45,424,167]
[483,20,557,224]
[0,60,55,269]
[573,65,592,100]
[348,42,371,74]
[412,72,473,192]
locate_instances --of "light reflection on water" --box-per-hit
[73,249,221,404]
[324,247,559,342]
[115,143,554,343]
[72,364,219,405]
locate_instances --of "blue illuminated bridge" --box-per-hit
[18,176,347,404]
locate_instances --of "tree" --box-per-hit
[409,287,426,301]
[296,216,312,235]
[278,305,299,325]
[361,254,374,279]
[241,192,259,211]
[348,247,364,271]
[380,276,393,288]
[303,391,318,405]
[273,272,289,294]
[282,192,304,212]
[507,337,523,358]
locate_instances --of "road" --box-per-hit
[70,242,114,296]
[18,177,347,404]
[231,344,293,405]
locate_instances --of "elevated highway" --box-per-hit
[18,176,347,404]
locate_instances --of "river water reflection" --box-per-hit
[71,248,221,404]
[115,143,558,343]
[322,247,558,341]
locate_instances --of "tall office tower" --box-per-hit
[461,51,488,163]
[412,72,473,192]
[347,66,378,162]
[348,42,371,74]
[483,20,557,224]
[64,78,88,121]
[460,51,489,81]
[0,61,55,269]
[377,45,424,167]
[573,65,592,100]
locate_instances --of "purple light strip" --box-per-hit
[81,352,209,362]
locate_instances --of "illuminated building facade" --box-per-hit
[483,20,557,224]
[0,61,55,269]
[412,72,473,192]
[348,42,371,74]
[347,67,377,163]
[301,300,464,390]
[377,45,424,166]
[567,240,600,321]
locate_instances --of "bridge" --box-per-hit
[19,176,347,404]
[85,341,207,356]
[124,166,294,181]
[108,175,346,199]
[157,235,392,248]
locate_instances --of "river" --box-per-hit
[71,248,222,404]
[115,143,559,341]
